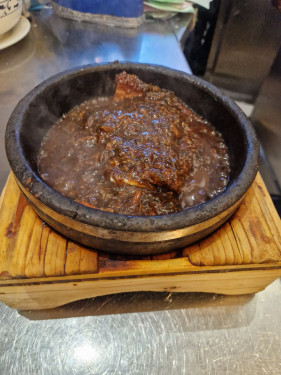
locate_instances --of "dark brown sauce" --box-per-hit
[38,73,230,216]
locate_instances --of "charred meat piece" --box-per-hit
[108,139,191,193]
[111,72,192,193]
[114,72,149,101]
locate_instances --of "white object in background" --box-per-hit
[23,0,30,9]
[0,0,22,36]
[0,15,30,50]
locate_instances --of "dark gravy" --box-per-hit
[38,72,230,215]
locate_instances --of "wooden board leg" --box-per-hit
[1,269,280,310]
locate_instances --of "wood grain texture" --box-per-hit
[1,268,280,310]
[0,172,280,310]
[0,175,99,279]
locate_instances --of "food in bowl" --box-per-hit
[38,72,230,216]
[5,63,259,254]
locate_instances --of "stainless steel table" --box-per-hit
[0,9,280,375]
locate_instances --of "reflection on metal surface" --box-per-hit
[20,292,255,322]
[73,343,99,363]
[0,281,281,374]
[205,0,281,101]
[251,46,281,194]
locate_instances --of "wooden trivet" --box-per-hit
[0,173,280,310]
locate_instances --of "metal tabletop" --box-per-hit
[0,9,280,375]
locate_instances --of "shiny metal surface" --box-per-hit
[0,9,281,375]
[205,0,281,101]
[1,280,281,374]
[252,46,281,192]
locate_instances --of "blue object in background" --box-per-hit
[53,0,143,18]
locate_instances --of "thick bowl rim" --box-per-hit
[5,62,259,232]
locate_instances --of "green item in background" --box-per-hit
[145,11,177,19]
[144,1,195,13]
[152,0,185,4]
[145,0,211,10]
[187,0,210,9]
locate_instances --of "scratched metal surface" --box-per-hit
[1,8,281,375]
[0,280,281,374]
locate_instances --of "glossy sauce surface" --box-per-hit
[38,73,230,215]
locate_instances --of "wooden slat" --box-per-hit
[152,250,179,260]
[44,232,67,276]
[0,174,23,274]
[253,173,281,252]
[1,261,281,285]
[231,184,280,264]
[10,205,37,277]
[25,221,51,278]
[65,241,82,275]
[80,247,98,274]
[182,243,201,265]
[1,267,281,310]
[183,222,240,266]
[65,241,98,275]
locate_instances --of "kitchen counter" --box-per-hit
[0,9,281,375]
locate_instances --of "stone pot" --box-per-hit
[5,63,259,255]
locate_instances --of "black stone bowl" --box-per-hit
[5,63,259,255]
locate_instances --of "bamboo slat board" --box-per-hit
[0,172,280,310]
